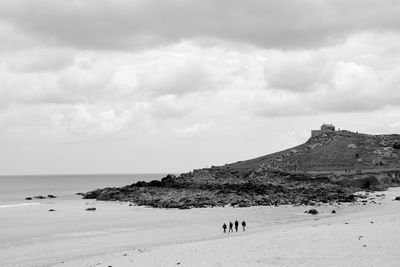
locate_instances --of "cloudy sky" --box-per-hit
[1,0,400,175]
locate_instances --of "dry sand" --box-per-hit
[1,189,400,266]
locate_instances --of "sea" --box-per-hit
[0,173,167,206]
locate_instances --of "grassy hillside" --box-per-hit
[226,130,400,172]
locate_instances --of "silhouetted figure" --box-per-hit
[242,220,246,231]
[228,222,233,233]
[234,220,239,232]
[222,223,227,233]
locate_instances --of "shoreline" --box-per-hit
[1,187,399,266]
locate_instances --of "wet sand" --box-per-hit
[1,188,400,266]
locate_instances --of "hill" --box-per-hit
[84,127,400,208]
[227,130,400,172]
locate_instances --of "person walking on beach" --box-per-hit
[228,222,233,233]
[242,220,246,231]
[234,220,239,232]
[222,223,227,233]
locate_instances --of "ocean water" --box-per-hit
[0,173,167,205]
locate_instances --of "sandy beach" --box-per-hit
[0,188,399,266]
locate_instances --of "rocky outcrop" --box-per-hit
[84,129,400,209]
[84,170,358,209]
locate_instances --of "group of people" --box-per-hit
[222,220,246,233]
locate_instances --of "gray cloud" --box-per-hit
[2,0,400,50]
[137,59,211,96]
[7,49,75,73]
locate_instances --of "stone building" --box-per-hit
[311,123,336,137]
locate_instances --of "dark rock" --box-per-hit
[47,194,57,198]
[393,142,400,149]
[331,210,336,213]
[86,207,96,211]
[34,195,46,199]
[80,152,372,209]
[48,209,56,212]
[307,209,319,215]
[395,196,400,201]
[135,181,147,187]
[25,197,32,200]
[148,180,162,187]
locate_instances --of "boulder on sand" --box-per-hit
[86,207,96,211]
[25,197,32,200]
[307,209,319,215]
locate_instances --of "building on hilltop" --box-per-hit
[311,123,336,137]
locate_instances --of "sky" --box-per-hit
[1,0,400,175]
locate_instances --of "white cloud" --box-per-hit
[264,51,326,92]
[389,122,400,128]
[7,48,75,73]
[52,105,132,136]
[1,1,400,174]
[173,121,213,137]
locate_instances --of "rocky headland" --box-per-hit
[84,127,400,208]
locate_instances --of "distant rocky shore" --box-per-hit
[84,128,400,209]
[83,168,398,209]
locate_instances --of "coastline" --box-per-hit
[1,188,400,266]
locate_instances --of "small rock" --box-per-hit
[394,196,400,201]
[86,207,96,211]
[307,209,319,215]
[331,210,336,214]
[34,195,46,199]
[370,221,374,224]
[47,194,57,198]
[48,209,56,212]
[25,197,32,200]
